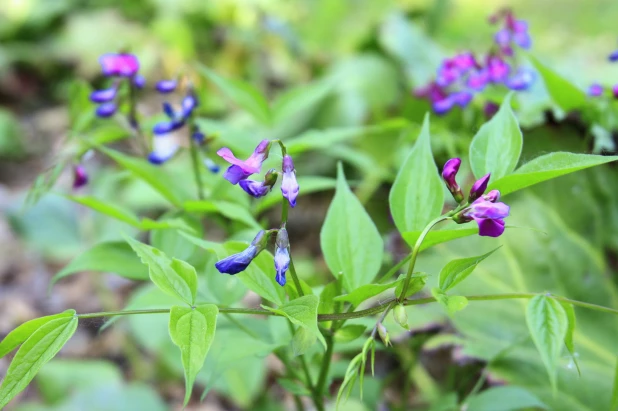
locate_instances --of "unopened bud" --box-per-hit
[377,322,391,346]
[393,304,409,330]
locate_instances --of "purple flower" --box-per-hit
[215,230,269,275]
[433,97,455,115]
[487,56,510,83]
[460,196,510,237]
[181,95,198,117]
[240,169,278,198]
[156,80,177,93]
[90,87,117,103]
[281,155,299,207]
[451,91,473,107]
[469,173,490,202]
[148,135,179,165]
[274,228,290,286]
[613,84,618,99]
[99,53,140,77]
[588,83,604,97]
[217,139,272,184]
[414,82,448,103]
[204,158,220,173]
[192,131,205,144]
[133,75,146,89]
[72,165,88,189]
[452,52,477,71]
[492,11,532,52]
[442,158,464,203]
[95,102,117,118]
[466,69,490,91]
[504,68,534,91]
[608,50,618,62]
[153,119,185,135]
[484,102,499,119]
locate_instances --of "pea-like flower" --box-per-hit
[72,165,88,189]
[486,56,510,83]
[148,134,180,165]
[239,169,278,198]
[504,68,535,91]
[217,140,272,184]
[99,53,140,77]
[90,87,117,103]
[95,102,117,118]
[492,10,532,53]
[442,158,464,203]
[454,190,510,237]
[274,228,290,286]
[281,155,299,207]
[588,83,604,97]
[215,230,269,275]
[156,79,177,93]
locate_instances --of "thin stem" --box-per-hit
[398,216,448,301]
[189,138,205,200]
[286,321,323,411]
[378,253,411,284]
[316,334,334,397]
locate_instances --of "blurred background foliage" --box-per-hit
[1,0,618,410]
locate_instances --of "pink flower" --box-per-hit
[99,53,140,77]
[217,140,272,184]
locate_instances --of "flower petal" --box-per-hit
[475,218,506,237]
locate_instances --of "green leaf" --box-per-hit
[560,302,581,376]
[402,226,478,249]
[197,65,272,125]
[264,295,326,355]
[525,295,568,391]
[465,386,547,411]
[529,55,587,112]
[183,200,261,229]
[334,278,404,306]
[395,274,427,299]
[65,195,141,227]
[0,310,75,359]
[254,176,336,213]
[469,94,522,180]
[320,163,384,291]
[125,237,197,305]
[389,114,444,233]
[52,241,149,285]
[439,247,501,292]
[335,325,367,343]
[169,304,218,406]
[431,288,468,315]
[489,152,618,197]
[96,146,188,207]
[611,359,618,411]
[277,378,312,396]
[0,315,78,409]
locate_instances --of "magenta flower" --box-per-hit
[217,140,272,184]
[492,10,532,52]
[442,158,464,203]
[457,194,510,237]
[588,83,603,97]
[274,228,290,286]
[99,53,140,77]
[281,155,299,207]
[486,56,510,83]
[469,173,491,202]
[72,165,88,189]
[613,84,618,99]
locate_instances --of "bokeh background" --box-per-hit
[1,0,618,410]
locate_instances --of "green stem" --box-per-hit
[189,141,205,200]
[285,321,323,411]
[378,253,411,284]
[74,293,618,321]
[398,216,448,301]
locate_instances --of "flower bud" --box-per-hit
[72,165,88,189]
[90,87,117,103]
[274,228,290,286]
[155,79,177,93]
[468,173,490,202]
[393,304,409,330]
[215,230,269,275]
[281,155,299,207]
[441,158,464,203]
[377,322,391,346]
[133,75,146,89]
[95,102,117,118]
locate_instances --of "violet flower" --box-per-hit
[239,169,278,198]
[148,134,180,165]
[99,53,140,77]
[588,83,604,97]
[504,68,535,91]
[454,191,510,237]
[90,87,117,103]
[442,158,464,203]
[72,165,88,189]
[274,228,290,286]
[613,85,618,99]
[95,102,117,118]
[217,139,272,184]
[156,79,177,93]
[281,155,299,207]
[486,56,510,83]
[215,230,269,275]
[492,10,532,52]
[469,173,491,202]
[608,50,618,62]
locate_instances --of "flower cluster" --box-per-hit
[216,141,299,207]
[415,9,534,115]
[587,49,618,98]
[442,158,510,237]
[215,228,291,286]
[90,53,144,118]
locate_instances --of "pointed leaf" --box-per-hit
[0,310,75,359]
[320,163,384,291]
[431,288,468,315]
[489,152,618,196]
[169,304,218,405]
[125,237,197,305]
[560,302,581,376]
[389,114,444,232]
[0,315,78,409]
[525,295,568,391]
[529,55,587,112]
[65,195,142,227]
[334,278,404,306]
[439,247,501,292]
[469,93,522,180]
[465,386,547,411]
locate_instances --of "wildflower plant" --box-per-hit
[4,9,618,411]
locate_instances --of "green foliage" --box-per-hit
[465,386,547,411]
[469,94,522,180]
[321,163,383,291]
[431,288,469,315]
[439,247,501,292]
[525,295,568,392]
[529,55,588,112]
[333,278,404,307]
[0,315,78,408]
[389,114,444,233]
[169,304,218,405]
